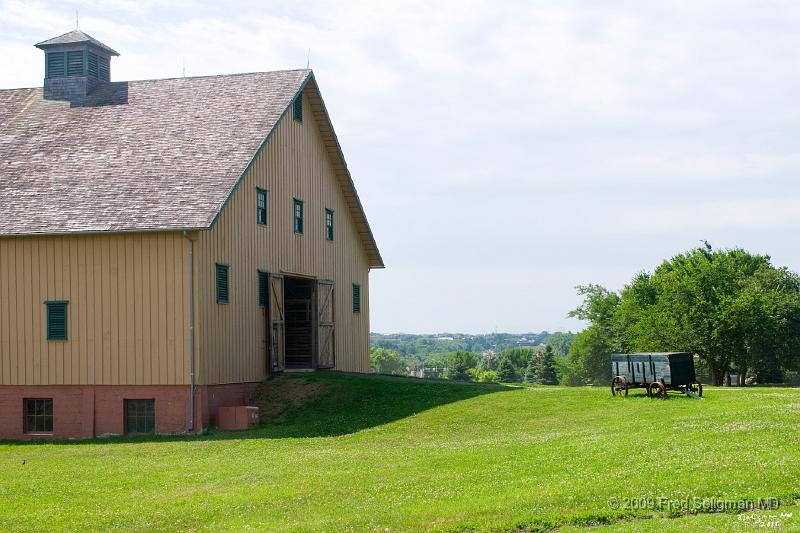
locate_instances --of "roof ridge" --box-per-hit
[120,68,313,85]
[0,69,313,93]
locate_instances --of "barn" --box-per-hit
[0,29,384,439]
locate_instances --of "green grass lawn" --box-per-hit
[0,374,798,532]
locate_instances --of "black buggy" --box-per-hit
[610,352,703,399]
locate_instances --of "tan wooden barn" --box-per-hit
[0,29,384,439]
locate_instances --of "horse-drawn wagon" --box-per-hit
[610,352,702,399]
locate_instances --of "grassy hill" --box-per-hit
[0,374,798,531]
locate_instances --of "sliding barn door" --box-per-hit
[268,273,286,372]
[316,280,335,369]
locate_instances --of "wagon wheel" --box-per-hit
[611,376,628,397]
[649,381,666,400]
[695,383,703,398]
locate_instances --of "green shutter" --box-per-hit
[98,56,109,81]
[325,209,334,241]
[87,52,99,78]
[258,271,267,307]
[352,284,361,314]
[293,94,303,122]
[46,301,68,340]
[256,188,267,225]
[216,264,229,303]
[66,51,84,76]
[46,52,66,78]
[293,199,304,234]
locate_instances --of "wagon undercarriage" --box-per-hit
[610,375,703,399]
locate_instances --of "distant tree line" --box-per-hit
[370,331,574,369]
[564,244,800,386]
[370,345,564,385]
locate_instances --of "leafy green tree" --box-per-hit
[500,347,535,371]
[370,348,406,375]
[545,332,575,357]
[469,368,500,383]
[538,345,559,385]
[570,244,800,386]
[564,324,615,385]
[497,357,517,382]
[444,351,478,381]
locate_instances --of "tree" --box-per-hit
[497,357,517,382]
[370,348,406,375]
[570,244,800,386]
[500,347,535,377]
[563,325,614,385]
[524,354,540,383]
[545,332,575,357]
[444,351,478,381]
[538,345,559,385]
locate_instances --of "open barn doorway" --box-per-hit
[283,276,315,369]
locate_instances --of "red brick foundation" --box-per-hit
[0,382,261,440]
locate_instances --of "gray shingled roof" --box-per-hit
[0,69,384,268]
[35,29,119,56]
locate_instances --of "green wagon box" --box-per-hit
[610,352,702,399]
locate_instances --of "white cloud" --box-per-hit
[3,0,800,332]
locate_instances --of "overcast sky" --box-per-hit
[3,1,800,334]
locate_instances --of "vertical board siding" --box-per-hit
[0,232,189,386]
[197,89,372,385]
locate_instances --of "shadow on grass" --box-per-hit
[4,373,513,446]
[245,372,513,439]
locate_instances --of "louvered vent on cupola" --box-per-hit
[34,29,119,103]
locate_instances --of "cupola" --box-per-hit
[34,29,119,103]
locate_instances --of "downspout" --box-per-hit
[183,231,196,433]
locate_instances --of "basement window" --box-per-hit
[352,283,361,314]
[293,94,303,123]
[125,399,155,434]
[325,209,334,241]
[24,398,53,433]
[293,198,304,234]
[216,263,229,304]
[24,398,53,434]
[256,188,268,225]
[45,301,68,341]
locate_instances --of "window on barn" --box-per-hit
[24,398,53,434]
[256,188,268,225]
[258,270,268,307]
[45,301,68,340]
[293,198,304,234]
[325,209,334,241]
[125,399,155,434]
[216,264,229,304]
[352,283,361,314]
[293,94,303,123]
